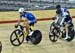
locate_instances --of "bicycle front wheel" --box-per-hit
[10,29,24,46]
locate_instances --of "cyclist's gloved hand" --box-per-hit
[52,17,56,20]
[15,24,19,28]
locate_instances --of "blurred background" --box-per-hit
[0,0,75,11]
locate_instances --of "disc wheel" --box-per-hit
[30,30,42,45]
[66,28,75,42]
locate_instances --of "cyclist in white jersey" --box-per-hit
[55,7,72,40]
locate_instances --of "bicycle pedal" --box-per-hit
[59,37,62,39]
[26,36,30,41]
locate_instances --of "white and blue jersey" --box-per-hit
[60,12,72,25]
[55,12,72,25]
[20,12,37,24]
[61,7,70,15]
[61,8,68,12]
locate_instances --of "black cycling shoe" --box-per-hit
[26,35,30,43]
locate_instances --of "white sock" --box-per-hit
[29,31,34,36]
[64,34,68,39]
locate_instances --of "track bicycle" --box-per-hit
[49,21,75,42]
[10,24,42,46]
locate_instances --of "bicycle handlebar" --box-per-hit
[15,24,25,30]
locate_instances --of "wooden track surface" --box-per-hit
[0,19,75,53]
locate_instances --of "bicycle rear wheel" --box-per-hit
[66,28,75,42]
[10,29,24,46]
[62,23,75,42]
[30,30,42,45]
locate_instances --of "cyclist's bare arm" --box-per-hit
[54,13,59,23]
[23,17,29,25]
[17,15,22,25]
[55,15,59,23]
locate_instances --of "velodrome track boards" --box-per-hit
[0,20,75,53]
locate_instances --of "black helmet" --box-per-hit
[56,5,61,9]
